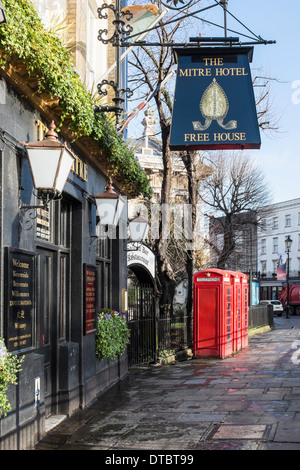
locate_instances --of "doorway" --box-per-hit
[37,249,56,417]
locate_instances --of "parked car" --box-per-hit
[260,300,283,316]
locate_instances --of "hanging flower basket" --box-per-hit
[0,339,24,418]
[95,309,130,361]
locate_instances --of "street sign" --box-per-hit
[170,47,261,151]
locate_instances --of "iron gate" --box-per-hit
[127,283,156,367]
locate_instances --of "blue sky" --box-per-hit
[127,0,300,205]
[199,0,300,204]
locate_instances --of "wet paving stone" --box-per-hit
[35,316,300,450]
[212,424,267,440]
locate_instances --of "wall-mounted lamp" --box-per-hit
[93,179,125,227]
[22,121,75,209]
[0,1,7,24]
[128,214,149,242]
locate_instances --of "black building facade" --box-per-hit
[0,75,129,449]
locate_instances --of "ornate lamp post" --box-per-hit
[285,235,293,319]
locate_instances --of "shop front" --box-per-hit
[0,78,130,449]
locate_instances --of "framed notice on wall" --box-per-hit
[83,264,97,335]
[5,247,36,353]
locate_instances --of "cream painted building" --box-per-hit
[32,0,109,90]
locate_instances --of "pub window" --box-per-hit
[96,230,112,310]
[59,254,69,340]
[43,256,51,345]
[60,202,71,248]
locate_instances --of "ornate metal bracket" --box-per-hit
[95,79,133,117]
[97,3,133,46]
[19,189,61,231]
[96,1,134,123]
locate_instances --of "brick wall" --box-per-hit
[66,0,87,83]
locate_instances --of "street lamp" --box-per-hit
[128,214,149,242]
[93,179,125,227]
[0,1,7,24]
[22,121,75,207]
[285,235,293,319]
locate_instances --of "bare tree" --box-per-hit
[127,1,200,318]
[200,151,272,269]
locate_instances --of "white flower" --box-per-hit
[0,339,8,365]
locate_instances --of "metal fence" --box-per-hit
[158,315,189,353]
[127,284,156,367]
[127,280,190,367]
[249,304,274,329]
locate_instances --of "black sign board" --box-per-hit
[84,264,97,335]
[5,248,35,352]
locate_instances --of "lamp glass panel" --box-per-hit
[96,198,118,226]
[55,149,75,193]
[0,11,4,23]
[27,148,61,189]
[114,196,125,226]
[129,220,149,241]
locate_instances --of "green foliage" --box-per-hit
[0,0,152,199]
[95,309,130,361]
[0,339,24,418]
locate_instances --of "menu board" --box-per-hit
[84,264,96,334]
[36,205,50,241]
[5,248,35,352]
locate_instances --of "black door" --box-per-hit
[37,249,57,417]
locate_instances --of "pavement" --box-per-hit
[35,315,300,452]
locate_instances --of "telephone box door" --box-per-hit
[241,274,249,348]
[194,285,220,357]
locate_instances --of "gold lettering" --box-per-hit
[83,164,88,182]
[184,133,210,142]
[36,120,48,141]
[71,155,88,182]
[14,323,26,330]
[13,281,28,288]
[12,259,29,269]
[13,271,29,278]
[179,68,212,77]
[203,57,223,66]
[11,291,30,297]
[215,67,248,77]
[213,132,247,142]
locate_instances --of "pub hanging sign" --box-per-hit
[169,47,261,151]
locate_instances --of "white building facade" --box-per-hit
[258,198,300,300]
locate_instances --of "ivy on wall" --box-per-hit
[0,0,152,199]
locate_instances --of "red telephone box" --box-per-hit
[240,272,249,349]
[193,269,234,358]
[229,271,242,353]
